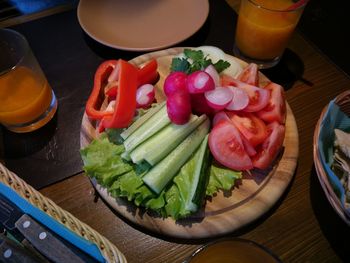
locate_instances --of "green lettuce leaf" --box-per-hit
[206,163,242,197]
[80,134,131,187]
[80,129,241,220]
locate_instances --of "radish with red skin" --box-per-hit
[163,71,188,97]
[225,86,250,111]
[204,65,220,87]
[166,92,192,124]
[187,70,215,94]
[204,87,233,110]
[136,84,155,109]
[190,93,215,116]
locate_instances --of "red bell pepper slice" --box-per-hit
[105,59,159,98]
[99,60,138,132]
[85,60,118,120]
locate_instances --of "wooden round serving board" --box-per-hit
[80,47,299,239]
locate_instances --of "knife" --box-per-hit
[0,233,47,263]
[0,193,96,263]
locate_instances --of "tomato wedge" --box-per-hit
[256,82,286,124]
[237,63,259,86]
[222,78,270,112]
[252,122,285,170]
[209,120,253,171]
[227,112,268,147]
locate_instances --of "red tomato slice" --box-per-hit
[209,120,253,171]
[256,82,286,124]
[220,74,235,87]
[237,63,259,86]
[227,112,268,147]
[241,135,257,157]
[252,122,285,170]
[225,79,270,112]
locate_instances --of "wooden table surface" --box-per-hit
[5,0,349,262]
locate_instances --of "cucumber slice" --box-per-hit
[142,119,210,194]
[130,115,207,165]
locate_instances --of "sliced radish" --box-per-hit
[164,71,188,97]
[204,65,220,87]
[105,100,116,112]
[204,87,233,110]
[187,71,215,94]
[107,62,120,83]
[136,84,155,109]
[212,111,230,127]
[166,92,191,124]
[225,86,249,111]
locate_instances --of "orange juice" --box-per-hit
[235,0,305,60]
[0,66,53,126]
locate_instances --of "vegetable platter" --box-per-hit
[80,47,299,239]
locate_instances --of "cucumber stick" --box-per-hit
[120,102,165,140]
[142,118,210,194]
[174,135,210,213]
[123,103,170,152]
[130,114,207,165]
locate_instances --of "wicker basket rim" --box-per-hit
[0,162,127,263]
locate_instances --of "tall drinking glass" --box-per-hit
[0,29,57,133]
[233,0,307,69]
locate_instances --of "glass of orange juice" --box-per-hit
[0,29,57,133]
[233,0,307,69]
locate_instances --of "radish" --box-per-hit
[164,71,188,97]
[187,71,215,94]
[225,86,249,111]
[190,93,215,116]
[204,87,233,110]
[105,100,115,112]
[166,92,191,124]
[204,65,220,87]
[212,111,230,127]
[136,84,155,109]
[108,62,120,83]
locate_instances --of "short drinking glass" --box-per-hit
[233,0,307,69]
[0,29,57,133]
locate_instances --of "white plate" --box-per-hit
[77,0,209,51]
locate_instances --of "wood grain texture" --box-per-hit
[38,1,350,262]
[80,47,299,239]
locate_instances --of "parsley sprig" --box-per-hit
[170,49,230,74]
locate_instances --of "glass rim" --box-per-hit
[184,237,282,263]
[248,0,307,12]
[0,28,30,76]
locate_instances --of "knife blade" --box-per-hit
[0,193,96,263]
[0,233,47,263]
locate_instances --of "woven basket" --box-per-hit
[313,90,350,225]
[0,162,127,263]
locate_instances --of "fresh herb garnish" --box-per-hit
[170,48,230,74]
